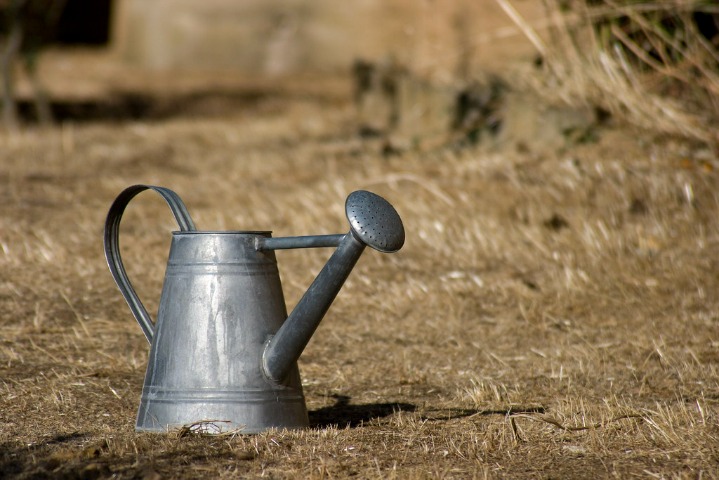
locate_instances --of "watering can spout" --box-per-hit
[261,190,405,383]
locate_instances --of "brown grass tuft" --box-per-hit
[500,0,719,147]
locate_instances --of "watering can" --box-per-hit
[104,185,404,433]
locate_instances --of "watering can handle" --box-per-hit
[103,185,196,344]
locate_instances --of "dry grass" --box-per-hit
[499,0,719,147]
[0,68,718,478]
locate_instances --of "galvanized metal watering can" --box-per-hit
[104,185,404,433]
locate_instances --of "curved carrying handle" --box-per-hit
[103,185,196,344]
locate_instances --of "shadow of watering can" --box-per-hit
[104,185,404,433]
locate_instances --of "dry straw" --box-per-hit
[498,0,719,146]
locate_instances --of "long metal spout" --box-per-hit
[262,190,405,383]
[262,232,365,383]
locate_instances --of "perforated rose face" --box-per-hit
[345,190,405,253]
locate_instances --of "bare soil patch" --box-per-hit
[0,51,718,479]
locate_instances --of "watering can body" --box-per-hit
[139,231,307,432]
[104,185,404,433]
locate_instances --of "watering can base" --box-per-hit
[136,388,310,434]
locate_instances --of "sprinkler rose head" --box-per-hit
[345,190,405,253]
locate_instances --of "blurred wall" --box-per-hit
[112,0,544,78]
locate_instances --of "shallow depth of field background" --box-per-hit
[1,1,718,478]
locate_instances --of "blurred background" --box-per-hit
[2,0,718,148]
[112,0,540,76]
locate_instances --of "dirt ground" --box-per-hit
[0,48,718,479]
